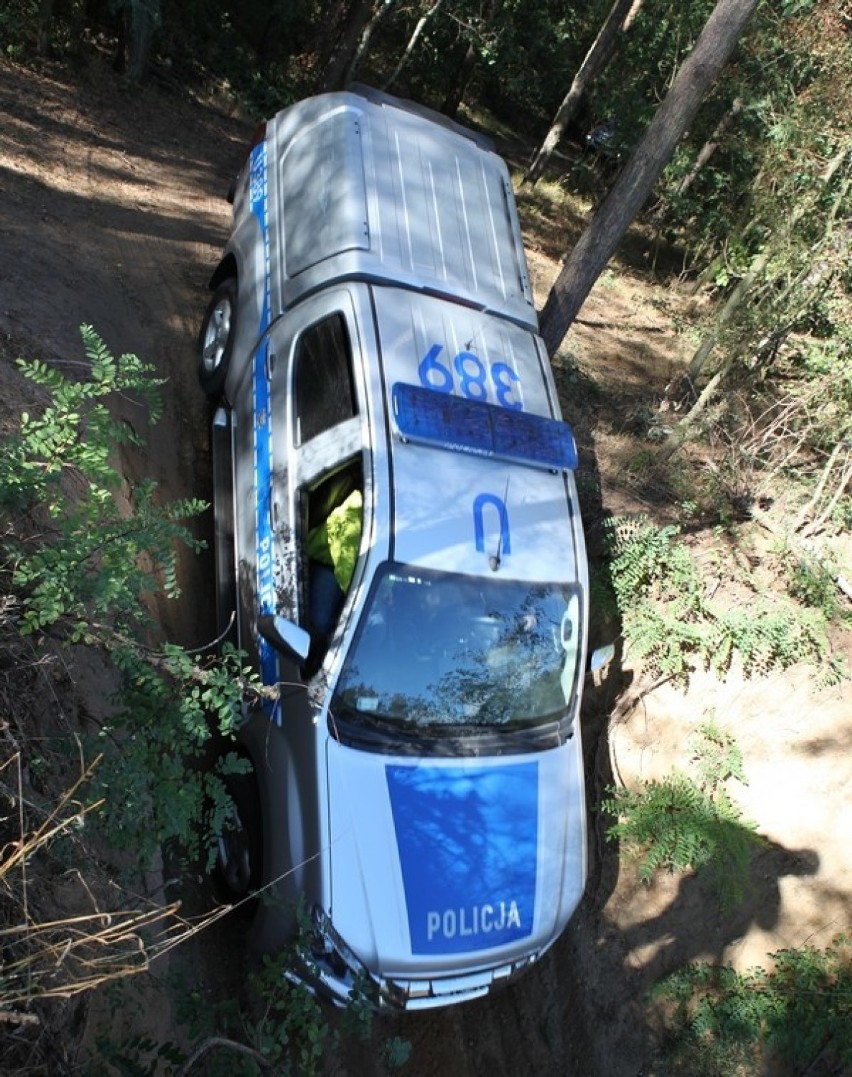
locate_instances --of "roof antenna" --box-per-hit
[489,475,511,572]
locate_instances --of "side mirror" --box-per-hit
[257,614,311,661]
[589,643,615,674]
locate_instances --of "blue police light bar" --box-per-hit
[391,382,578,471]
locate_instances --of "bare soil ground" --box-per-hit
[1,55,849,1076]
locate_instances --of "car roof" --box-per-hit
[369,287,582,584]
[267,89,536,329]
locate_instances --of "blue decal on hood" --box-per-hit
[386,763,538,954]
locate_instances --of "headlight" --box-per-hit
[310,906,358,974]
[309,906,403,1009]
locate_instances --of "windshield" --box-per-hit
[332,564,583,734]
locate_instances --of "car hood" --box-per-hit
[325,734,586,977]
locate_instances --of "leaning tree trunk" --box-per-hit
[687,141,850,383]
[658,144,851,462]
[538,0,760,359]
[344,0,396,84]
[320,0,377,92]
[650,95,743,228]
[525,0,640,185]
[385,0,447,91]
[677,96,742,197]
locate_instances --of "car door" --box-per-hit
[265,287,376,677]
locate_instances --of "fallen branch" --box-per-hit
[177,1036,272,1076]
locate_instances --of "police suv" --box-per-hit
[199,85,591,1010]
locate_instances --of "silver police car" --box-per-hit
[199,85,590,1009]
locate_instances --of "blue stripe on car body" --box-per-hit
[249,141,278,694]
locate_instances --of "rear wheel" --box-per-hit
[213,765,261,905]
[198,278,237,396]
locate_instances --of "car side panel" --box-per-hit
[221,144,271,404]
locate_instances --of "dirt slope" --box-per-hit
[1,56,849,1076]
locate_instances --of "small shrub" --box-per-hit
[0,330,407,1071]
[787,552,848,622]
[145,947,412,1077]
[710,600,828,675]
[605,515,834,683]
[0,326,200,639]
[652,934,852,1075]
[603,722,763,908]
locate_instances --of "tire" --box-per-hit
[198,278,237,396]
[213,764,262,906]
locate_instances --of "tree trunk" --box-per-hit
[125,4,157,83]
[345,0,396,84]
[440,0,501,119]
[677,96,742,197]
[384,0,447,91]
[686,247,769,381]
[525,0,639,185]
[441,41,477,118]
[37,0,54,55]
[539,0,760,359]
[320,0,377,92]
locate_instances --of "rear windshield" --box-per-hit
[331,563,583,736]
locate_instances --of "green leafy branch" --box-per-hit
[1,326,200,639]
[126,949,413,1077]
[603,720,763,907]
[652,934,852,1074]
[0,328,257,877]
[605,516,831,683]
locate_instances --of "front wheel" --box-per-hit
[198,278,237,396]
[213,765,261,906]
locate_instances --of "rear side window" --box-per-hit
[294,314,357,445]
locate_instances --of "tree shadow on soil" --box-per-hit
[616,839,820,990]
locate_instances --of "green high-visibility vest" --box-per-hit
[306,490,363,591]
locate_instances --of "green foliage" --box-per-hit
[662,10,852,545]
[249,957,330,1077]
[603,721,763,907]
[689,716,746,788]
[0,0,32,59]
[0,330,409,1070]
[146,948,412,1077]
[0,326,203,639]
[0,328,252,867]
[240,951,408,1075]
[605,516,831,682]
[98,642,255,868]
[605,517,704,681]
[608,518,703,610]
[95,1032,185,1076]
[711,600,828,675]
[652,934,852,1074]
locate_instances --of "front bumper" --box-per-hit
[296,915,542,1011]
